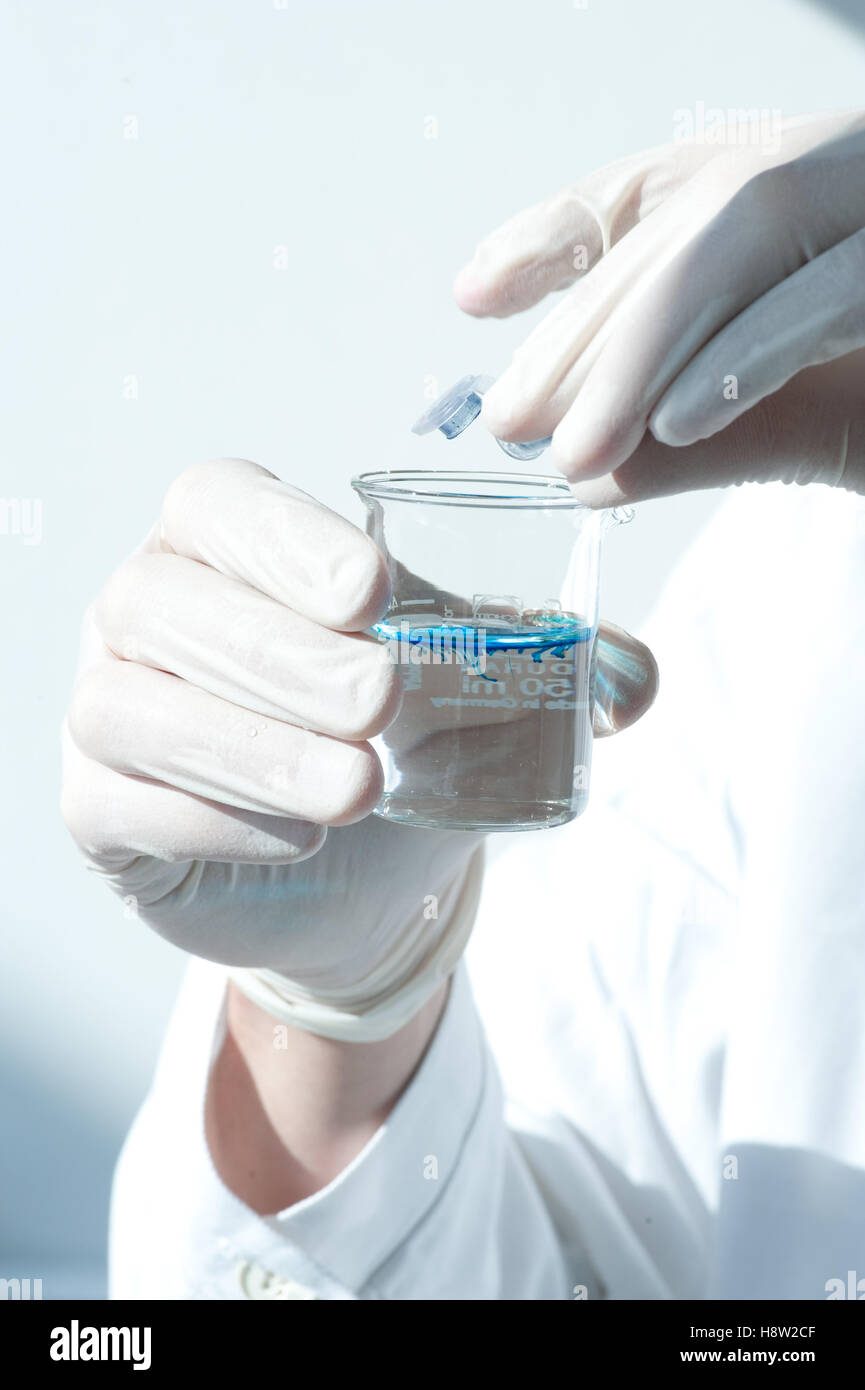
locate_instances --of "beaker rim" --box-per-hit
[351,469,591,509]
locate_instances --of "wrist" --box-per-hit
[205,976,450,1213]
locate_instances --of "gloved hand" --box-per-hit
[454,110,865,504]
[61,459,657,1041]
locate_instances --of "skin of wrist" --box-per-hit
[204,976,450,1214]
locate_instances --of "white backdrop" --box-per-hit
[1,0,863,1297]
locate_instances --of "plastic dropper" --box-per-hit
[411,374,553,461]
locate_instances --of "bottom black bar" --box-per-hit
[7,1298,862,1373]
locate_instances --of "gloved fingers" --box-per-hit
[453,186,605,320]
[545,136,865,482]
[467,120,865,465]
[568,355,865,505]
[454,113,863,324]
[477,172,731,444]
[651,229,865,446]
[61,723,327,868]
[158,458,390,632]
[95,551,401,741]
[593,620,659,737]
[66,652,384,827]
[453,140,730,320]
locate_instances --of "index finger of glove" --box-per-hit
[158,458,391,633]
[452,141,717,319]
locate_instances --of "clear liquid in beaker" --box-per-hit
[373,611,596,831]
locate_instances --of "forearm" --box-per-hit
[205,977,450,1214]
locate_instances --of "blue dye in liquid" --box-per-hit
[371,613,596,831]
[374,614,591,674]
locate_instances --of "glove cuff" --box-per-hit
[228,842,485,1042]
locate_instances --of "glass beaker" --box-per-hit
[352,469,625,833]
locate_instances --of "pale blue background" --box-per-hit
[1,0,863,1297]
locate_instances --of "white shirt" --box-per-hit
[110,482,865,1300]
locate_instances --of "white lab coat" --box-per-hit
[110,482,865,1300]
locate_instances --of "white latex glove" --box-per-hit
[62,459,656,1041]
[454,110,865,504]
